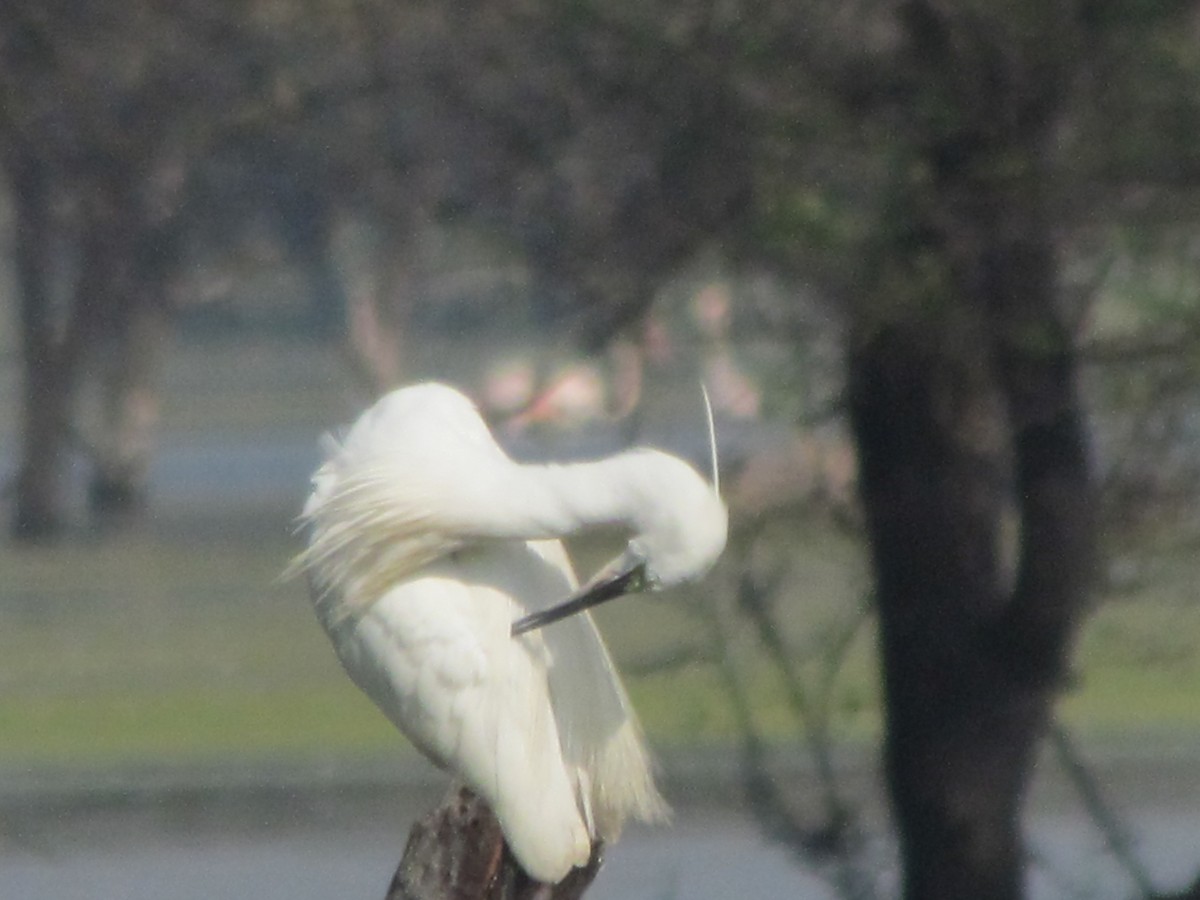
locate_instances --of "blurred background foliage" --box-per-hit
[3,1,1200,898]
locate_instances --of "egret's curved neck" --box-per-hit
[510,454,650,540]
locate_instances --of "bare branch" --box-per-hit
[1045,722,1158,899]
[386,785,603,900]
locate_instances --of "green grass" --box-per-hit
[6,507,1197,778]
[1061,585,1200,736]
[2,684,403,764]
[0,517,879,769]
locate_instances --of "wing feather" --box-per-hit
[324,545,594,881]
[529,543,668,838]
[289,384,520,623]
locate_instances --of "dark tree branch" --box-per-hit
[701,545,881,899]
[1046,722,1158,899]
[736,566,854,842]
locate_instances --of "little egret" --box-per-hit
[290,382,727,884]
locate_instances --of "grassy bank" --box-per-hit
[2,509,1198,776]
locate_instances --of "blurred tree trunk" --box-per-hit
[8,152,74,540]
[848,4,1095,899]
[6,147,174,538]
[340,224,410,395]
[88,296,170,524]
[86,160,181,525]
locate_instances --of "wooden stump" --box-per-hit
[386,785,603,900]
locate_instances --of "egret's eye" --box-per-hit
[619,554,652,593]
[637,568,659,592]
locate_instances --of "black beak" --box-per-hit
[511,562,646,636]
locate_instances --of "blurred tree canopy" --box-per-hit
[2,1,1200,899]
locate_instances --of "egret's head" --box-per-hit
[512,450,727,636]
[623,449,728,590]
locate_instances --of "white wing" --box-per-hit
[324,538,649,882]
[292,384,528,624]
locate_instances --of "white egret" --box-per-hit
[290,381,727,884]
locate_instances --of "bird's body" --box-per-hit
[293,382,726,883]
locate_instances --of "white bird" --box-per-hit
[290,381,727,883]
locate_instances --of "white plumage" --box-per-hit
[291,382,726,883]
